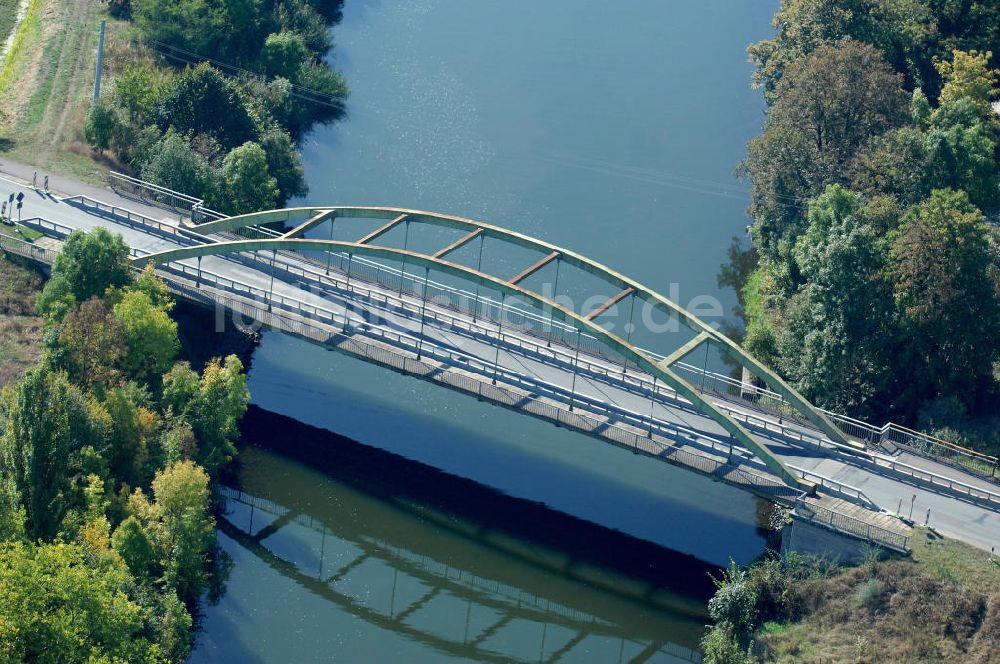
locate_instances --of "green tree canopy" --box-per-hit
[132,0,263,63]
[84,98,122,152]
[113,290,180,381]
[140,128,221,203]
[745,40,908,263]
[54,297,127,391]
[260,31,309,79]
[128,460,215,600]
[259,126,308,206]
[783,186,896,415]
[153,63,259,151]
[161,357,248,475]
[39,228,131,314]
[220,141,279,214]
[0,540,165,663]
[0,369,94,540]
[889,189,1000,410]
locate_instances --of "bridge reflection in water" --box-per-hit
[198,414,720,663]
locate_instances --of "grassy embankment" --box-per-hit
[0,254,43,386]
[0,0,110,184]
[712,529,1000,663]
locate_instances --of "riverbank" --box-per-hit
[704,527,1000,663]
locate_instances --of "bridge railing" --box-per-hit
[154,262,797,500]
[670,361,1000,480]
[168,245,845,460]
[108,172,226,223]
[794,497,910,553]
[248,235,998,481]
[153,257,775,468]
[62,195,220,247]
[787,466,878,510]
[166,238,1000,492]
[121,256,1000,511]
[19,217,74,239]
[0,231,55,264]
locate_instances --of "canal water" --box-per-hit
[191,1,777,661]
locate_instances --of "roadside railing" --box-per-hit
[18,217,74,239]
[108,171,226,223]
[794,497,910,553]
[788,466,878,510]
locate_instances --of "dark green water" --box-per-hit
[191,1,778,661]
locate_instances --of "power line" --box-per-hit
[138,38,346,109]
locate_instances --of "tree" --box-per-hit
[111,515,156,578]
[0,369,92,540]
[83,98,122,152]
[889,189,1000,411]
[781,185,896,416]
[260,31,308,79]
[745,40,909,264]
[259,126,308,205]
[140,128,220,202]
[153,63,258,151]
[55,297,127,391]
[925,97,1000,211]
[0,540,165,663]
[132,0,263,63]
[40,228,131,310]
[102,384,159,487]
[129,461,215,600]
[767,40,909,169]
[935,49,998,116]
[220,141,279,214]
[748,0,934,101]
[274,0,333,54]
[113,62,171,125]
[162,357,248,475]
[113,290,180,381]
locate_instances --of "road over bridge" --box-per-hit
[3,167,1000,555]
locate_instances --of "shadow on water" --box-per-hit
[206,405,720,662]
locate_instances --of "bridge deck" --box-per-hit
[2,170,998,554]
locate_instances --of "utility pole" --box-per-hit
[93,20,106,101]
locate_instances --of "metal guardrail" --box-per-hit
[672,361,999,480]
[788,467,878,510]
[794,497,910,553]
[0,231,54,264]
[108,171,226,223]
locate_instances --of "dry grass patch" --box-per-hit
[755,530,1000,663]
[0,254,43,386]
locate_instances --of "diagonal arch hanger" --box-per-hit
[136,207,858,490]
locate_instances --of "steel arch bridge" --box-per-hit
[133,206,854,491]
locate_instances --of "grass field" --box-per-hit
[0,222,43,242]
[0,0,109,184]
[0,0,23,51]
